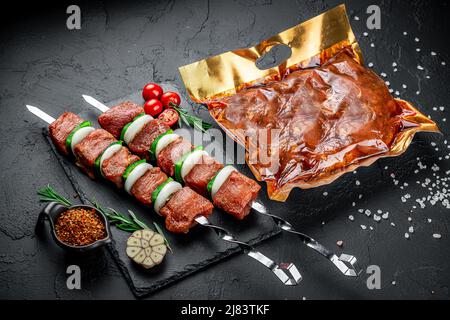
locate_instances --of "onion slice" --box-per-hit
[123,114,153,145]
[99,143,123,177]
[210,165,237,199]
[155,133,179,158]
[124,162,153,194]
[180,149,209,182]
[70,126,95,155]
[154,180,182,215]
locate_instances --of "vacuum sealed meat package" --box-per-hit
[179,4,439,201]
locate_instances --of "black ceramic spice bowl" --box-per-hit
[36,202,112,253]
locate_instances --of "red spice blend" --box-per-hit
[55,208,106,246]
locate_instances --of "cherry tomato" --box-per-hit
[144,99,163,117]
[160,91,181,109]
[142,83,163,101]
[158,108,179,127]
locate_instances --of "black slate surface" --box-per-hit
[1,0,450,299]
[43,87,280,297]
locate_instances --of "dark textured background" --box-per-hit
[1,0,449,299]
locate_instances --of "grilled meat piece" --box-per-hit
[213,171,260,220]
[184,155,223,197]
[98,101,144,138]
[128,119,170,159]
[73,129,116,178]
[130,167,168,205]
[49,112,84,155]
[160,187,213,233]
[157,137,193,176]
[102,146,140,189]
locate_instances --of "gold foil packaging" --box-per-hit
[179,4,439,202]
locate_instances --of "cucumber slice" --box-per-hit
[208,165,237,199]
[124,162,153,194]
[123,114,153,145]
[174,146,204,182]
[153,179,182,215]
[94,141,123,177]
[148,129,173,160]
[122,159,146,180]
[154,133,179,159]
[69,126,96,155]
[65,121,92,154]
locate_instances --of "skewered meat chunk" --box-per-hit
[128,119,170,159]
[102,146,140,189]
[130,167,168,205]
[157,138,193,176]
[73,129,116,178]
[160,187,213,233]
[98,101,144,138]
[213,171,261,220]
[49,112,84,155]
[184,155,223,197]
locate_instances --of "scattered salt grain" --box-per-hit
[374,215,381,222]
[382,212,389,219]
[385,81,390,86]
[392,280,396,285]
[414,37,420,42]
[402,84,407,89]
[363,32,368,37]
[408,217,412,222]
[431,51,437,56]
[365,209,371,217]
[361,225,367,230]
[381,72,387,78]
[395,91,400,96]
[369,226,374,231]
[355,180,361,186]
[392,62,397,67]
[391,222,396,227]
[442,61,446,66]
[323,191,328,196]
[416,48,421,52]
[433,233,442,239]
[428,218,432,223]
[416,91,420,95]
[403,31,407,35]
[354,16,360,21]
[337,240,344,247]
[348,215,354,221]
[368,62,374,68]
[370,43,375,48]
[409,226,414,233]
[405,233,410,239]
[417,65,424,70]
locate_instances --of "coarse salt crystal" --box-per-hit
[417,65,424,70]
[363,32,368,37]
[323,191,328,196]
[431,51,437,56]
[356,180,361,186]
[392,62,397,67]
[382,212,389,219]
[361,225,367,230]
[349,215,354,221]
[433,233,441,239]
[405,233,410,239]
[428,218,432,223]
[374,215,381,222]
[370,43,375,47]
[409,226,414,233]
[368,62,374,67]
[365,209,371,217]
[415,37,420,42]
[391,222,396,227]
[354,16,360,21]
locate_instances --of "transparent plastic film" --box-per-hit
[179,4,440,202]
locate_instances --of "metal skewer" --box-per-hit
[82,94,360,277]
[26,104,302,286]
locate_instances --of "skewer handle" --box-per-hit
[252,201,360,277]
[194,216,302,286]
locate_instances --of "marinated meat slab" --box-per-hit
[128,119,170,159]
[48,112,84,155]
[184,155,223,197]
[207,48,438,201]
[157,138,193,176]
[213,171,261,220]
[130,167,168,205]
[73,129,116,178]
[98,102,144,138]
[160,187,213,233]
[102,146,140,189]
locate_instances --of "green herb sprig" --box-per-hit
[37,185,72,207]
[37,185,172,252]
[171,103,212,133]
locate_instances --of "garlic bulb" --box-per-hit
[126,229,167,269]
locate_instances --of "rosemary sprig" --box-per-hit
[171,103,212,133]
[37,185,173,252]
[37,185,72,207]
[89,200,173,253]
